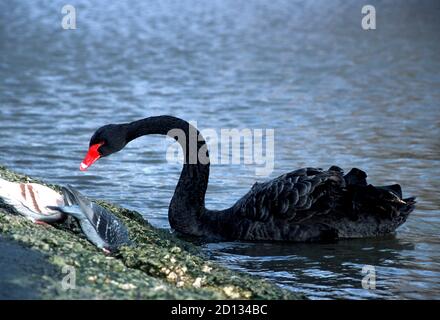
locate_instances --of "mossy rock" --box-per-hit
[0,165,303,299]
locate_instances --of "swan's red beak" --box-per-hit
[80,143,103,171]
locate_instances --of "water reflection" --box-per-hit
[203,237,424,299]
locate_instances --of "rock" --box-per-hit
[0,165,303,300]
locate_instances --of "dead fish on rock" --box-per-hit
[0,178,66,223]
[0,178,130,253]
[48,185,131,253]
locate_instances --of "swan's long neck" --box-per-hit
[126,116,209,235]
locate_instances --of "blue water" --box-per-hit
[1,0,439,299]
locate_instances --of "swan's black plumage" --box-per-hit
[83,115,415,242]
[224,166,415,241]
[235,167,343,223]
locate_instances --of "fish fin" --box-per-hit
[36,212,67,224]
[47,205,84,220]
[60,186,77,206]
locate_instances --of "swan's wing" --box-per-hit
[236,167,347,223]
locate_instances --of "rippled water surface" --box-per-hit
[1,0,439,299]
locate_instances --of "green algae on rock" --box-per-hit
[0,165,303,299]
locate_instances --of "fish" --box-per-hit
[48,185,130,253]
[0,178,66,223]
[0,178,130,253]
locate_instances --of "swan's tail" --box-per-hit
[343,168,416,218]
[338,168,416,236]
[374,184,416,220]
[397,196,416,218]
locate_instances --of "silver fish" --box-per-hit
[48,185,130,253]
[0,178,66,223]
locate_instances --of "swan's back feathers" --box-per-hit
[343,168,367,186]
[236,167,345,223]
[231,166,415,241]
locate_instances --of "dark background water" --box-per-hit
[1,0,439,299]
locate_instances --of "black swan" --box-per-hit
[79,115,415,242]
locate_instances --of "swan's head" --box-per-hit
[80,124,128,171]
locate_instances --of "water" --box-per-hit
[1,0,439,299]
